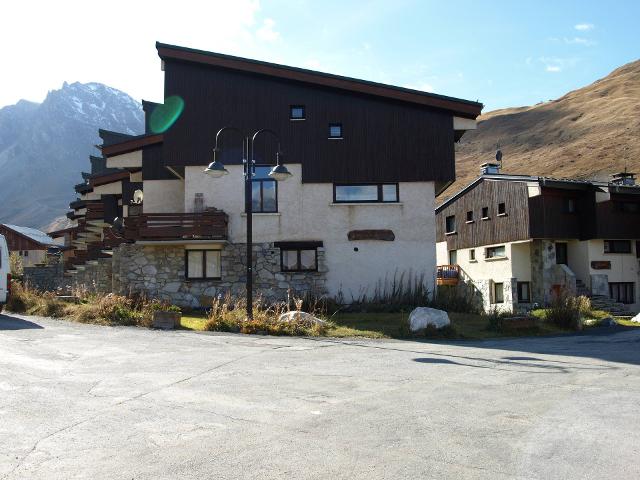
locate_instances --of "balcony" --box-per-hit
[124,211,228,242]
[436,264,460,286]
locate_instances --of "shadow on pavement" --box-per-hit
[0,314,44,330]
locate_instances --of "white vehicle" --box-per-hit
[0,234,10,313]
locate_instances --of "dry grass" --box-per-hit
[203,294,330,336]
[5,281,177,328]
[443,59,640,205]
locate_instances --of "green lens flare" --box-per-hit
[149,96,185,134]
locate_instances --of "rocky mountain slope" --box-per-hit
[0,82,143,228]
[447,59,640,202]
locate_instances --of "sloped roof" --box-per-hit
[1,224,56,246]
[156,42,483,119]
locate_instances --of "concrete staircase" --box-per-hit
[575,279,631,317]
[589,295,632,317]
[576,279,591,297]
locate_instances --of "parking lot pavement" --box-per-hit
[1,313,639,480]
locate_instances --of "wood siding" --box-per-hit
[0,226,48,252]
[435,180,530,249]
[528,188,595,240]
[143,143,174,180]
[595,193,640,239]
[160,60,456,184]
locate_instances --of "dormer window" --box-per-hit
[329,123,343,139]
[290,105,305,120]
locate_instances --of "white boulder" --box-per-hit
[278,311,325,326]
[409,307,450,332]
[630,312,640,323]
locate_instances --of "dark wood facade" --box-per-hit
[436,177,640,249]
[158,57,466,184]
[0,225,51,252]
[436,179,531,250]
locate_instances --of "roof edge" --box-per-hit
[156,42,483,119]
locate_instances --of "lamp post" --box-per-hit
[204,127,292,320]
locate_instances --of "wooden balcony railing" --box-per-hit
[124,211,228,241]
[436,264,460,286]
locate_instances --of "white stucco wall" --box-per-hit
[106,150,142,169]
[143,180,185,213]
[185,164,436,300]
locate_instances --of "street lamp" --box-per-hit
[204,127,292,320]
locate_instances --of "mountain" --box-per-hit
[0,82,143,228]
[447,59,640,202]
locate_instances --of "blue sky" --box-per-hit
[2,0,639,111]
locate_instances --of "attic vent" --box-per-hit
[194,193,204,213]
[611,172,636,186]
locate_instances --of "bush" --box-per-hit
[342,271,431,313]
[484,307,514,332]
[430,285,480,314]
[545,293,584,330]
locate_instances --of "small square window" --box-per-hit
[482,207,489,219]
[382,184,398,202]
[445,215,456,234]
[498,203,506,215]
[329,123,342,138]
[469,249,476,261]
[281,248,318,272]
[466,211,474,222]
[290,105,305,120]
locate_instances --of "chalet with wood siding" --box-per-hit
[61,42,481,307]
[435,164,640,314]
[0,224,58,267]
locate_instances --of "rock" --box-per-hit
[600,317,617,327]
[278,311,325,326]
[409,307,450,332]
[142,265,157,276]
[630,312,640,323]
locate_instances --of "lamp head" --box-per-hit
[268,163,292,182]
[204,148,229,177]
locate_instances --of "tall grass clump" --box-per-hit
[203,293,330,336]
[344,271,430,313]
[544,293,589,330]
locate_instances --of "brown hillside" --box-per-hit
[444,59,640,202]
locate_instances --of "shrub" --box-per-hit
[343,271,431,313]
[9,253,23,278]
[5,280,29,313]
[484,307,513,332]
[430,285,480,314]
[545,293,583,330]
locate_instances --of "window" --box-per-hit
[486,245,506,259]
[517,282,531,303]
[328,123,343,138]
[466,210,474,222]
[334,184,399,203]
[469,249,476,261]
[556,242,568,265]
[448,250,457,265]
[281,248,318,272]
[445,215,456,234]
[498,202,506,215]
[24,251,29,257]
[604,240,631,254]
[252,166,278,213]
[493,282,504,303]
[609,282,635,304]
[564,198,577,214]
[290,105,305,120]
[481,207,489,219]
[186,250,221,279]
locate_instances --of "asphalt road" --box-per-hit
[1,313,639,480]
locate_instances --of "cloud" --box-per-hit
[574,23,594,31]
[403,82,434,92]
[565,36,596,46]
[538,56,579,73]
[256,18,280,42]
